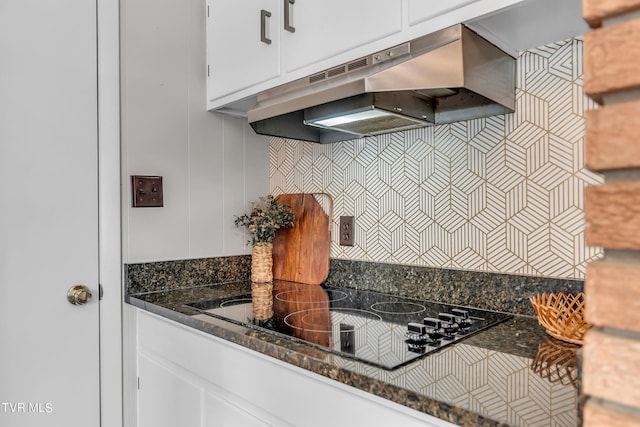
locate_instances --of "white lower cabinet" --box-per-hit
[139,353,273,427]
[138,354,203,427]
[135,309,457,427]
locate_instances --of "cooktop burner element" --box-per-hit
[185,282,511,370]
[371,301,426,315]
[275,289,348,303]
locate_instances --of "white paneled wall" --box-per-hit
[121,0,269,263]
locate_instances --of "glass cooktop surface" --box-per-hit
[185,282,511,370]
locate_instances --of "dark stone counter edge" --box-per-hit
[127,295,510,427]
[126,257,584,317]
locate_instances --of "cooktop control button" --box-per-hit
[422,317,442,329]
[438,313,460,336]
[452,308,473,328]
[407,322,427,334]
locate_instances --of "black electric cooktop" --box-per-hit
[185,282,511,370]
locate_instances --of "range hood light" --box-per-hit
[305,109,391,128]
[303,97,432,138]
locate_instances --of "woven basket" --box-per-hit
[251,282,274,321]
[529,292,592,345]
[251,242,273,283]
[531,338,579,388]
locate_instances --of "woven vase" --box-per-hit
[251,282,274,321]
[251,242,273,283]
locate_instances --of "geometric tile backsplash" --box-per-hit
[270,38,603,280]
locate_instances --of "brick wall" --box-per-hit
[583,1,640,425]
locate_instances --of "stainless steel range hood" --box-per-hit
[248,24,516,144]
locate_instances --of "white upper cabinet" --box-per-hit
[207,0,402,108]
[407,0,480,26]
[206,0,281,103]
[206,0,542,111]
[281,0,402,73]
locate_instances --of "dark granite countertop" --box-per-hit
[127,281,581,427]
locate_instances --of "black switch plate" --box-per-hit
[131,175,164,207]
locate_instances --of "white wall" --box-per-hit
[121,0,269,263]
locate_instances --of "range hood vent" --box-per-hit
[248,24,516,144]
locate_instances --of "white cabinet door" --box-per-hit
[204,390,273,427]
[407,0,479,26]
[207,0,402,106]
[282,0,403,73]
[136,310,458,427]
[138,353,274,427]
[207,0,281,102]
[138,354,202,427]
[407,0,531,30]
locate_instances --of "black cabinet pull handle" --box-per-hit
[260,9,272,44]
[284,0,295,33]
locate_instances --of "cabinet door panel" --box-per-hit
[408,0,478,26]
[282,0,402,73]
[207,0,280,101]
[138,354,201,427]
[205,391,272,427]
[136,310,456,427]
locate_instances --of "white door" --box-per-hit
[0,0,101,426]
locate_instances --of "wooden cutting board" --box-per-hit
[272,193,332,285]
